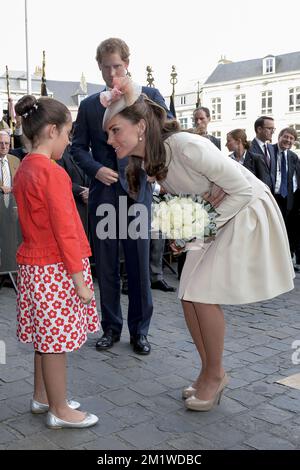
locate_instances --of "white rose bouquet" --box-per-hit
[151,194,218,249]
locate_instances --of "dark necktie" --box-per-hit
[279,151,288,198]
[263,144,270,168]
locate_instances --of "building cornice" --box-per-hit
[202,70,300,90]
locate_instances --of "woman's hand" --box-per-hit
[159,184,167,195]
[169,240,185,256]
[76,285,93,305]
[203,183,226,207]
[147,175,156,183]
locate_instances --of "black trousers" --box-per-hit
[89,183,153,337]
[274,192,300,259]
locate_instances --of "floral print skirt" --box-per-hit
[16,257,100,353]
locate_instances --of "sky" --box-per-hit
[2,0,300,96]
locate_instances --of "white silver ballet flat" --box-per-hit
[46,411,99,429]
[30,399,81,414]
[182,385,196,399]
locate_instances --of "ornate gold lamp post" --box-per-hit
[146,66,155,87]
[169,65,177,117]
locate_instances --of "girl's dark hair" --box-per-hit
[119,95,180,196]
[15,95,71,147]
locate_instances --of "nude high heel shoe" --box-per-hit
[182,385,196,399]
[185,373,228,411]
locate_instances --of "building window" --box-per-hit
[19,79,27,90]
[211,98,221,120]
[289,124,300,150]
[235,94,246,117]
[289,88,300,112]
[261,91,273,114]
[78,95,86,105]
[212,131,221,140]
[263,57,275,74]
[179,117,188,129]
[180,96,186,105]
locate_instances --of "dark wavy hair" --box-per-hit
[118,95,180,196]
[15,95,71,147]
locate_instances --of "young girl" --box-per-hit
[14,95,99,429]
[100,77,294,412]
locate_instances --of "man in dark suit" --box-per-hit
[294,169,300,272]
[193,107,221,150]
[249,116,276,192]
[273,127,300,270]
[0,130,21,283]
[71,38,172,355]
[58,145,90,234]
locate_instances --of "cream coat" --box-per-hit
[162,132,294,304]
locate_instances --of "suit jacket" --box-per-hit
[249,139,276,192]
[207,134,221,150]
[9,147,27,161]
[273,143,299,211]
[0,154,22,271]
[71,86,172,210]
[0,154,20,191]
[243,150,269,182]
[58,147,90,232]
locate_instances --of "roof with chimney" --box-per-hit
[204,51,300,85]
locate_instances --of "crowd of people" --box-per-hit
[0,37,298,428]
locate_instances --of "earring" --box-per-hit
[138,136,143,142]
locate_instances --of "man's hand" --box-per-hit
[80,187,89,204]
[203,183,226,207]
[1,186,12,194]
[95,166,119,185]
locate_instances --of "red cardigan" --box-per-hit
[13,153,91,274]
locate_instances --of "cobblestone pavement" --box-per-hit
[0,269,300,450]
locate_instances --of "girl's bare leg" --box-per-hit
[40,352,86,422]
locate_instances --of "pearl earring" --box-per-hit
[139,136,143,141]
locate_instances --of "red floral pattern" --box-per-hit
[17,258,100,353]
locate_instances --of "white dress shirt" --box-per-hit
[0,156,12,188]
[230,151,246,165]
[274,149,297,194]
